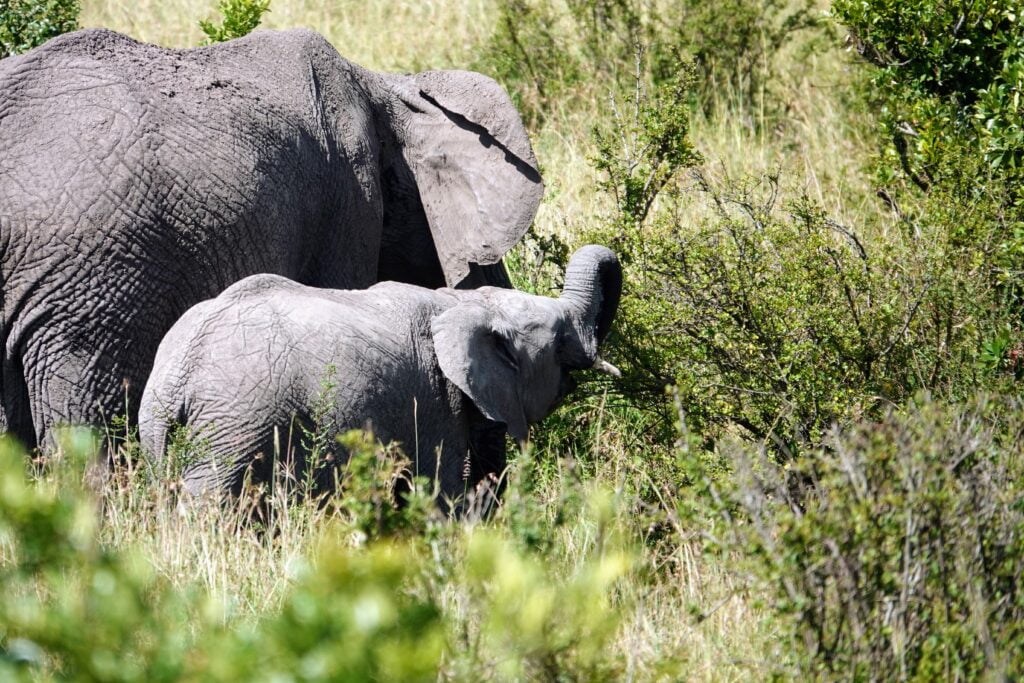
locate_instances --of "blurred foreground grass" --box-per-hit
[1,420,778,680]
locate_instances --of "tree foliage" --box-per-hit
[834,0,1024,185]
[199,0,270,44]
[0,0,78,58]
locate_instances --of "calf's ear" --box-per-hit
[431,302,528,442]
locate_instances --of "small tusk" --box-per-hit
[592,356,622,378]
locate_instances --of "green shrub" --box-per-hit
[456,526,630,679]
[833,0,1024,187]
[199,0,270,44]
[440,463,635,680]
[592,67,703,231]
[331,430,438,542]
[202,540,445,682]
[0,0,79,58]
[615,171,1012,450]
[832,0,1024,318]
[0,433,199,681]
[686,395,1024,679]
[578,45,1011,454]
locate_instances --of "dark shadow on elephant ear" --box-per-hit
[430,302,528,443]
[393,70,544,287]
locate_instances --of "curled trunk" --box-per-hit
[558,245,622,366]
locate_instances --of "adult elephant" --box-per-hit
[0,28,542,449]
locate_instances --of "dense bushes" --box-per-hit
[598,165,1011,450]
[833,0,1024,313]
[686,396,1024,679]
[833,1,1024,187]
[579,59,1009,455]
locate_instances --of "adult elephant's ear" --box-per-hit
[431,302,528,442]
[393,71,544,287]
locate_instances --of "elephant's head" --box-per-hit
[431,245,622,442]
[375,70,544,289]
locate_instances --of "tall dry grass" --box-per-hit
[79,0,496,68]
[84,426,778,679]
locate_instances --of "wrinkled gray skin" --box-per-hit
[139,246,620,510]
[0,28,542,450]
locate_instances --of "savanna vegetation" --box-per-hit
[1,0,1022,679]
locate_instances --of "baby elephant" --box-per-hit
[139,246,621,508]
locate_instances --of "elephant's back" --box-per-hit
[0,27,360,142]
[0,30,148,238]
[0,28,371,322]
[0,28,338,210]
[146,276,444,430]
[0,27,351,103]
[213,276,426,380]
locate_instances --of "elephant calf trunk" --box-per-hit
[558,245,623,366]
